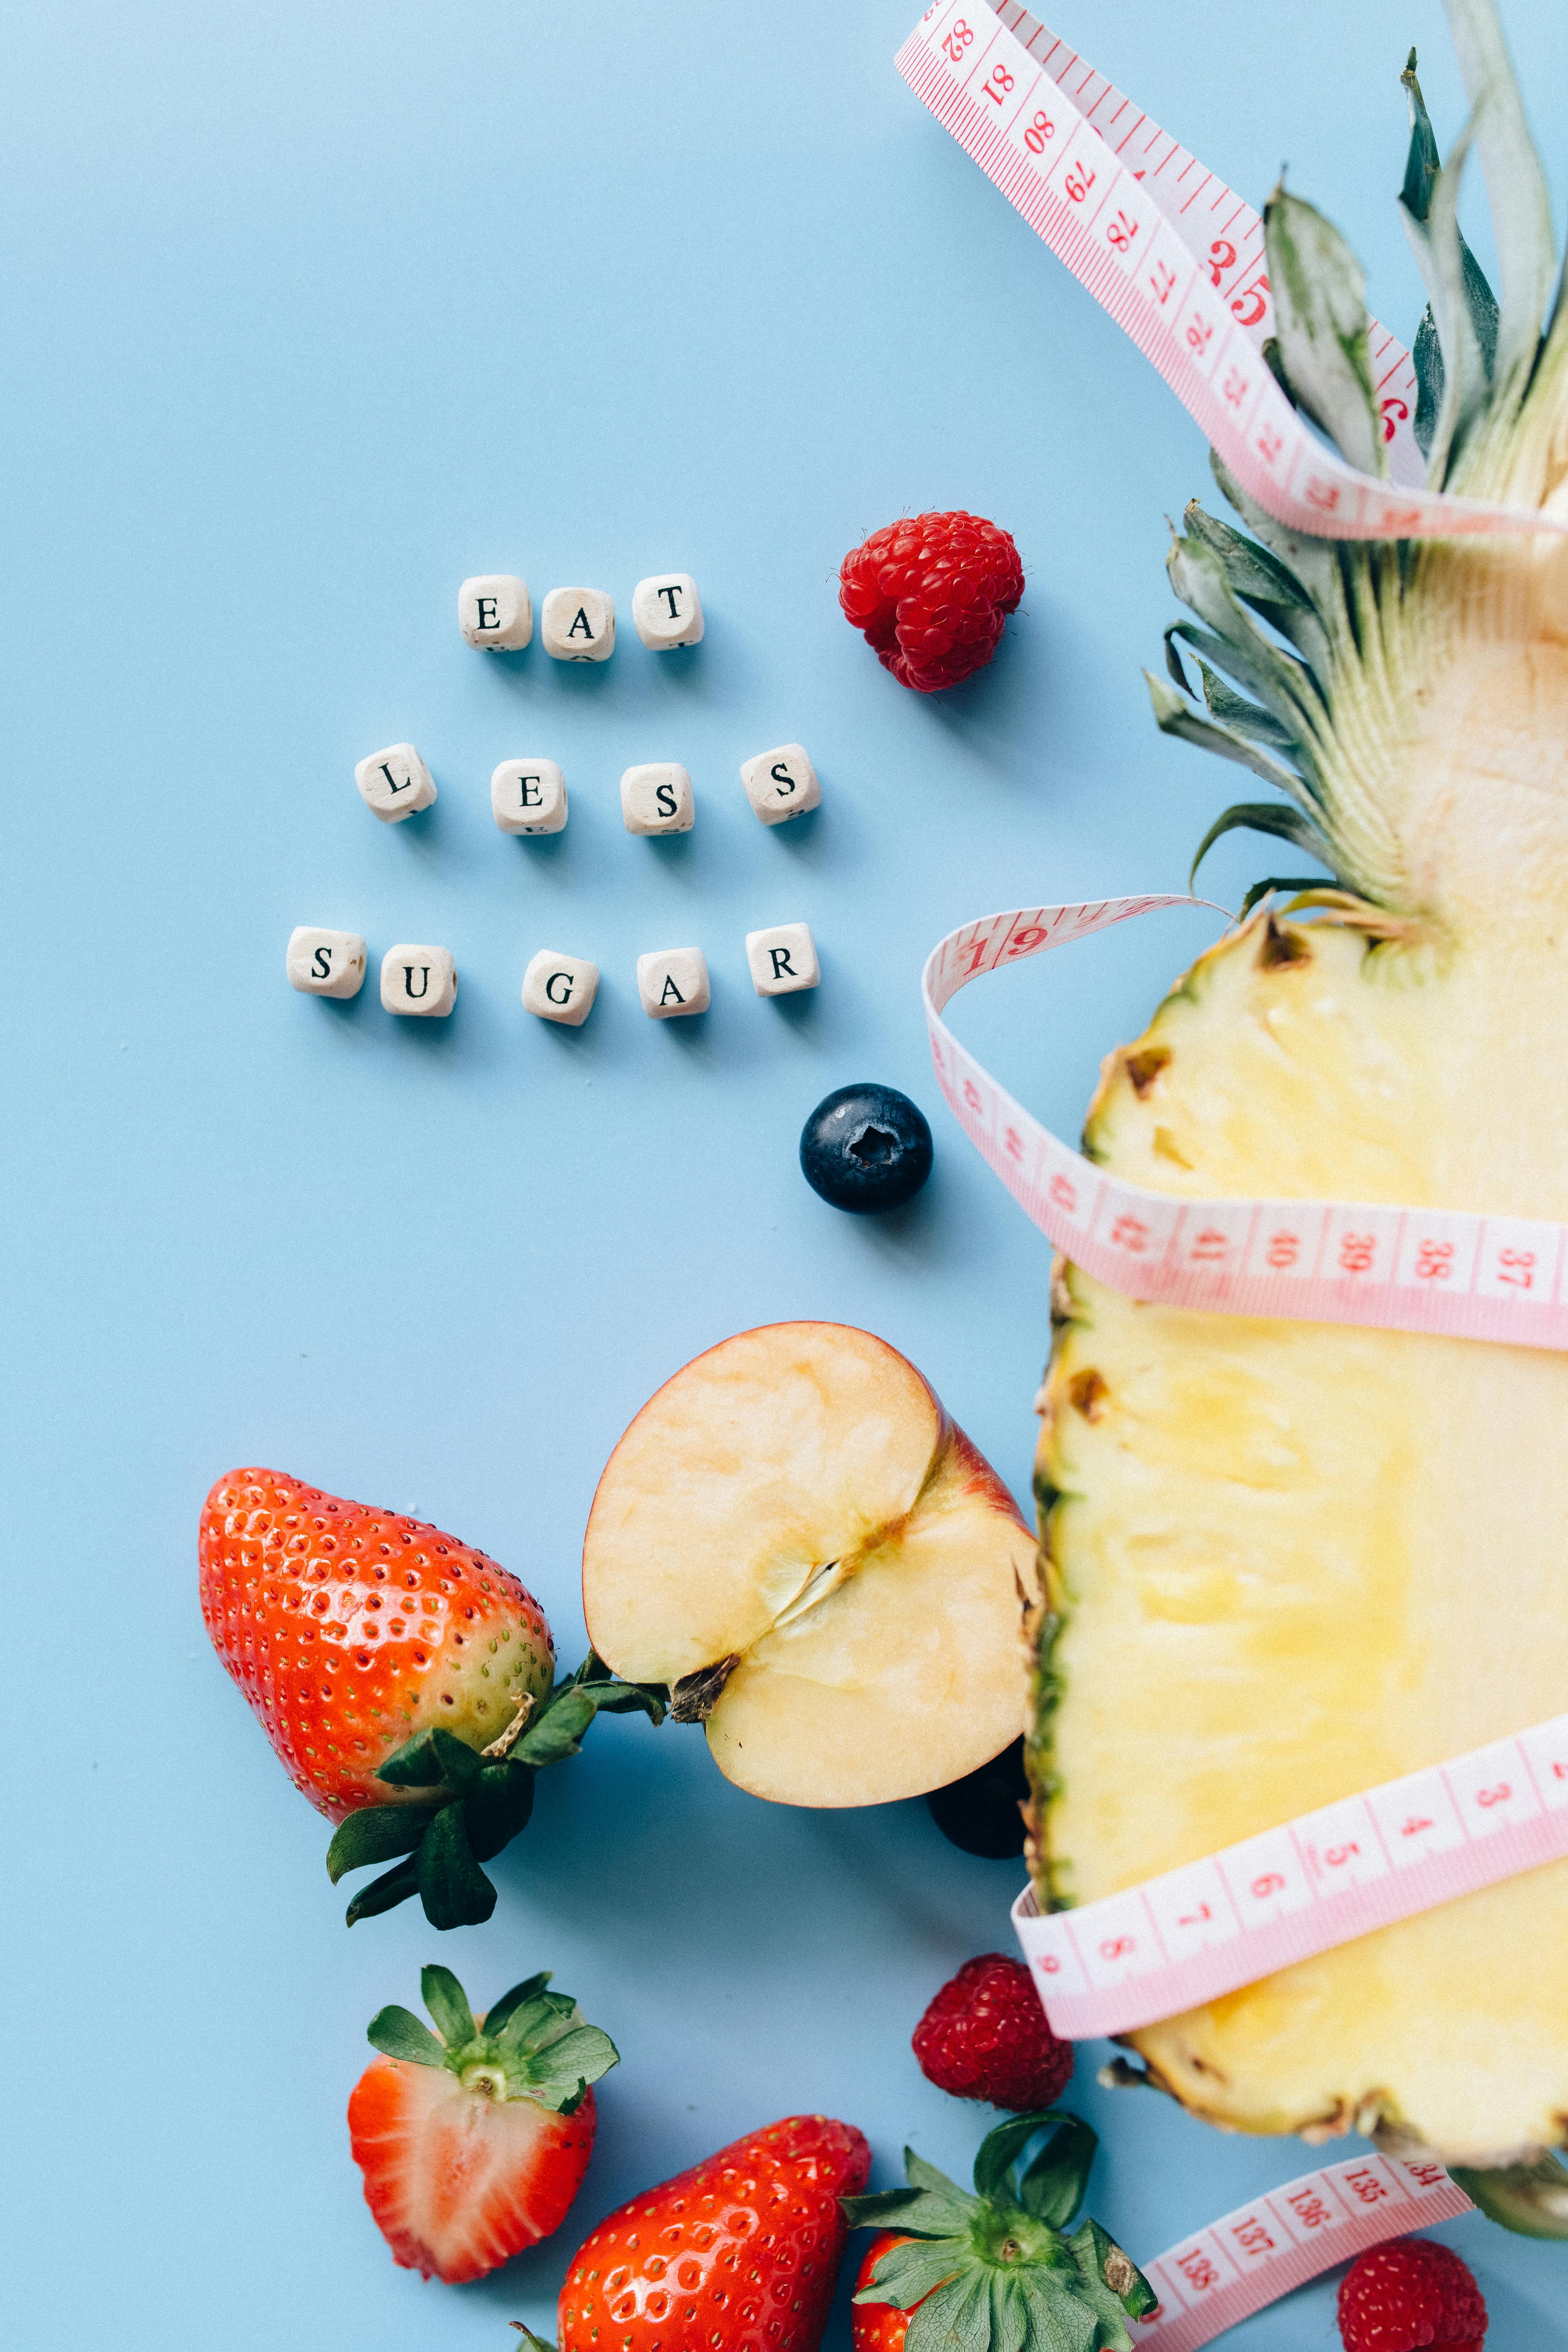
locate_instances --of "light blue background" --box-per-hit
[6,2,1567,2345]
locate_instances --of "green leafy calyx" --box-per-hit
[366,1962,620,2116]
[842,2113,1156,2352]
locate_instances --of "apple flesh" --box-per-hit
[582,1322,1033,1806]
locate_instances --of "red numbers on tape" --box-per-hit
[1063,158,1097,204]
[981,62,1014,104]
[941,17,974,63]
[1023,109,1055,153]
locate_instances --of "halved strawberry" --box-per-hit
[348,1962,617,2284]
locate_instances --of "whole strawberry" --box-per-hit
[1337,2238,1487,2352]
[350,1962,617,2283]
[553,2114,870,2352]
[913,1953,1073,2111]
[200,1468,664,1927]
[839,511,1023,691]
[847,2113,1153,2352]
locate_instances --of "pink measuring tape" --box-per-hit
[1129,2153,1473,2350]
[896,0,1568,543]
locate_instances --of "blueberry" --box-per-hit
[926,1736,1029,1859]
[799,1082,933,1214]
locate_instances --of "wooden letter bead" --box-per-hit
[522,949,599,1028]
[286,926,366,999]
[740,743,820,826]
[621,762,694,835]
[632,573,704,650]
[381,944,456,1017]
[637,947,710,1020]
[458,574,533,651]
[541,586,616,662]
[355,742,436,824]
[745,922,819,998]
[492,758,567,835]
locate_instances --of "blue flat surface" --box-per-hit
[7,2,1568,2344]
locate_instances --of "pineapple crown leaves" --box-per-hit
[842,2113,1157,2352]
[1451,2151,1568,2240]
[366,1961,619,2116]
[325,1652,668,1932]
[1262,182,1387,482]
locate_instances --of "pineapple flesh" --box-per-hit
[1029,5,1568,2170]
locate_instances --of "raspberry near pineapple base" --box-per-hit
[1028,24,1568,2167]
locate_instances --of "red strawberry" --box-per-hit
[349,1962,617,2284]
[1337,2239,1487,2352]
[555,2114,870,2352]
[845,2114,1153,2352]
[200,1467,554,1821]
[912,1953,1073,2111]
[851,2234,920,2352]
[838,511,1024,692]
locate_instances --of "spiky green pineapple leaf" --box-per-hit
[1239,874,1338,916]
[1402,54,1499,370]
[1165,536,1326,745]
[1207,451,1342,612]
[1401,105,1490,483]
[1444,0,1554,395]
[1193,655,1299,750]
[1451,2152,1568,2239]
[1189,800,1337,884]
[1180,503,1331,678]
[1145,670,1319,805]
[1263,185,1385,479]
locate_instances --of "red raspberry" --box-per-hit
[911,1952,1073,2110]
[839,510,1024,692]
[1337,2239,1487,2352]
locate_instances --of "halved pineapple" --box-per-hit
[1029,7,1568,2176]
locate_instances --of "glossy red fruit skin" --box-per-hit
[559,2114,871,2352]
[838,511,1023,692]
[851,2233,920,2352]
[1337,2238,1487,2352]
[912,1954,1073,2112]
[199,1467,553,1820]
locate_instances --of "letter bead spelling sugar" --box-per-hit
[740,743,820,825]
[355,742,436,823]
[286,927,367,999]
[745,922,819,998]
[541,586,616,662]
[492,758,567,835]
[381,944,456,1018]
[621,762,694,836]
[637,947,710,1020]
[457,574,533,650]
[631,573,704,650]
[522,949,599,1028]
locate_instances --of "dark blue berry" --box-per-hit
[799,1083,933,1213]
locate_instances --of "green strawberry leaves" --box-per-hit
[366,1962,619,2115]
[327,1652,668,1929]
[844,2115,1155,2352]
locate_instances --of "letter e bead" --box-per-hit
[637,947,710,1020]
[746,922,818,997]
[621,763,694,835]
[541,586,616,662]
[381,944,456,1017]
[355,743,436,823]
[632,574,703,651]
[493,758,567,835]
[458,574,533,651]
[522,949,599,1028]
[740,743,820,826]
[286,927,366,999]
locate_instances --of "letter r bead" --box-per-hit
[745,922,819,997]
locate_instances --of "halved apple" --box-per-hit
[582,1322,1034,1806]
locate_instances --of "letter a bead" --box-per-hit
[522,949,599,1028]
[632,573,704,650]
[458,574,533,651]
[541,586,616,662]
[637,947,710,1020]
[381,944,456,1017]
[286,926,367,999]
[355,743,436,823]
[493,758,567,835]
[740,743,820,826]
[621,763,694,836]
[745,922,819,997]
